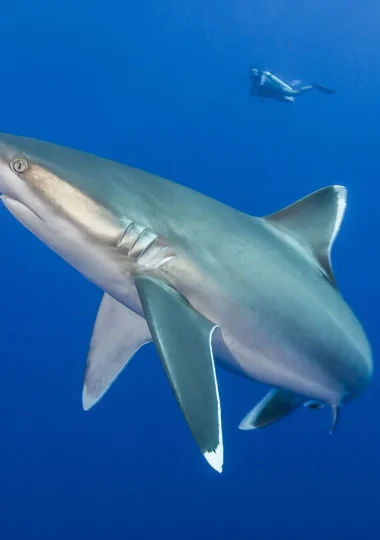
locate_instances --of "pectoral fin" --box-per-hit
[239,389,304,430]
[135,275,223,473]
[83,294,151,410]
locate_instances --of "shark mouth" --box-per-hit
[0,195,45,223]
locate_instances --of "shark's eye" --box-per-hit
[10,155,28,174]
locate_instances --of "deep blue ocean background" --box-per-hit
[0,1,379,539]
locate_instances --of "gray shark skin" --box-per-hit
[0,133,372,473]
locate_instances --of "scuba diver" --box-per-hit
[249,67,336,103]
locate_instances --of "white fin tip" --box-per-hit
[204,442,224,473]
[82,389,97,411]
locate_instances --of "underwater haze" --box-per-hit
[0,0,379,539]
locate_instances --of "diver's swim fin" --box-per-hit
[314,83,336,95]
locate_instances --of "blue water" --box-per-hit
[0,1,379,538]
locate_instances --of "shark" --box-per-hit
[0,133,372,473]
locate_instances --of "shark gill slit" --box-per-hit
[116,220,134,248]
[117,220,174,268]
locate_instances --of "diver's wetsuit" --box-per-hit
[250,69,335,103]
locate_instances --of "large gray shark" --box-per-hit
[0,133,372,473]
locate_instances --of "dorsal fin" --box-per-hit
[264,186,347,288]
